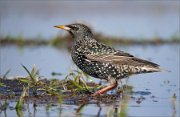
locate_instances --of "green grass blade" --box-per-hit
[21,64,34,82]
[15,87,28,109]
[1,99,8,110]
[0,82,6,87]
[2,69,11,79]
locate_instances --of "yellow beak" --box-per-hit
[54,25,71,30]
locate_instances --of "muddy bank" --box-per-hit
[1,34,180,48]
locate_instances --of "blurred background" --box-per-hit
[0,1,179,39]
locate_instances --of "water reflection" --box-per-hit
[16,108,23,117]
[0,91,179,117]
[172,93,177,117]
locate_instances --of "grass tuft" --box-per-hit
[21,64,39,96]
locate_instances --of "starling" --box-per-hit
[54,23,161,96]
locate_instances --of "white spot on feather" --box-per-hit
[141,66,161,72]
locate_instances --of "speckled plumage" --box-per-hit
[55,23,161,95]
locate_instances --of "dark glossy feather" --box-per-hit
[85,54,159,67]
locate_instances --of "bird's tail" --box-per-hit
[141,66,170,73]
[158,67,171,72]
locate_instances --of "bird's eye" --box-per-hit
[72,26,79,31]
[68,25,79,31]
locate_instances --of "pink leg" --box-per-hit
[92,81,118,96]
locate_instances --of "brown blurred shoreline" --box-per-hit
[0,33,179,47]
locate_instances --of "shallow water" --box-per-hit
[0,44,179,117]
[0,45,71,79]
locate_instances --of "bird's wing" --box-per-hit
[87,42,134,57]
[114,50,134,57]
[85,54,159,67]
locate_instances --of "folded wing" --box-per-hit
[85,53,161,73]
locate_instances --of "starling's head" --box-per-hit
[54,23,93,38]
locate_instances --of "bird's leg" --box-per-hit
[118,79,125,94]
[92,77,118,96]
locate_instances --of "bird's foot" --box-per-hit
[91,90,103,96]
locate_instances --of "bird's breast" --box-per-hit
[71,45,87,67]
